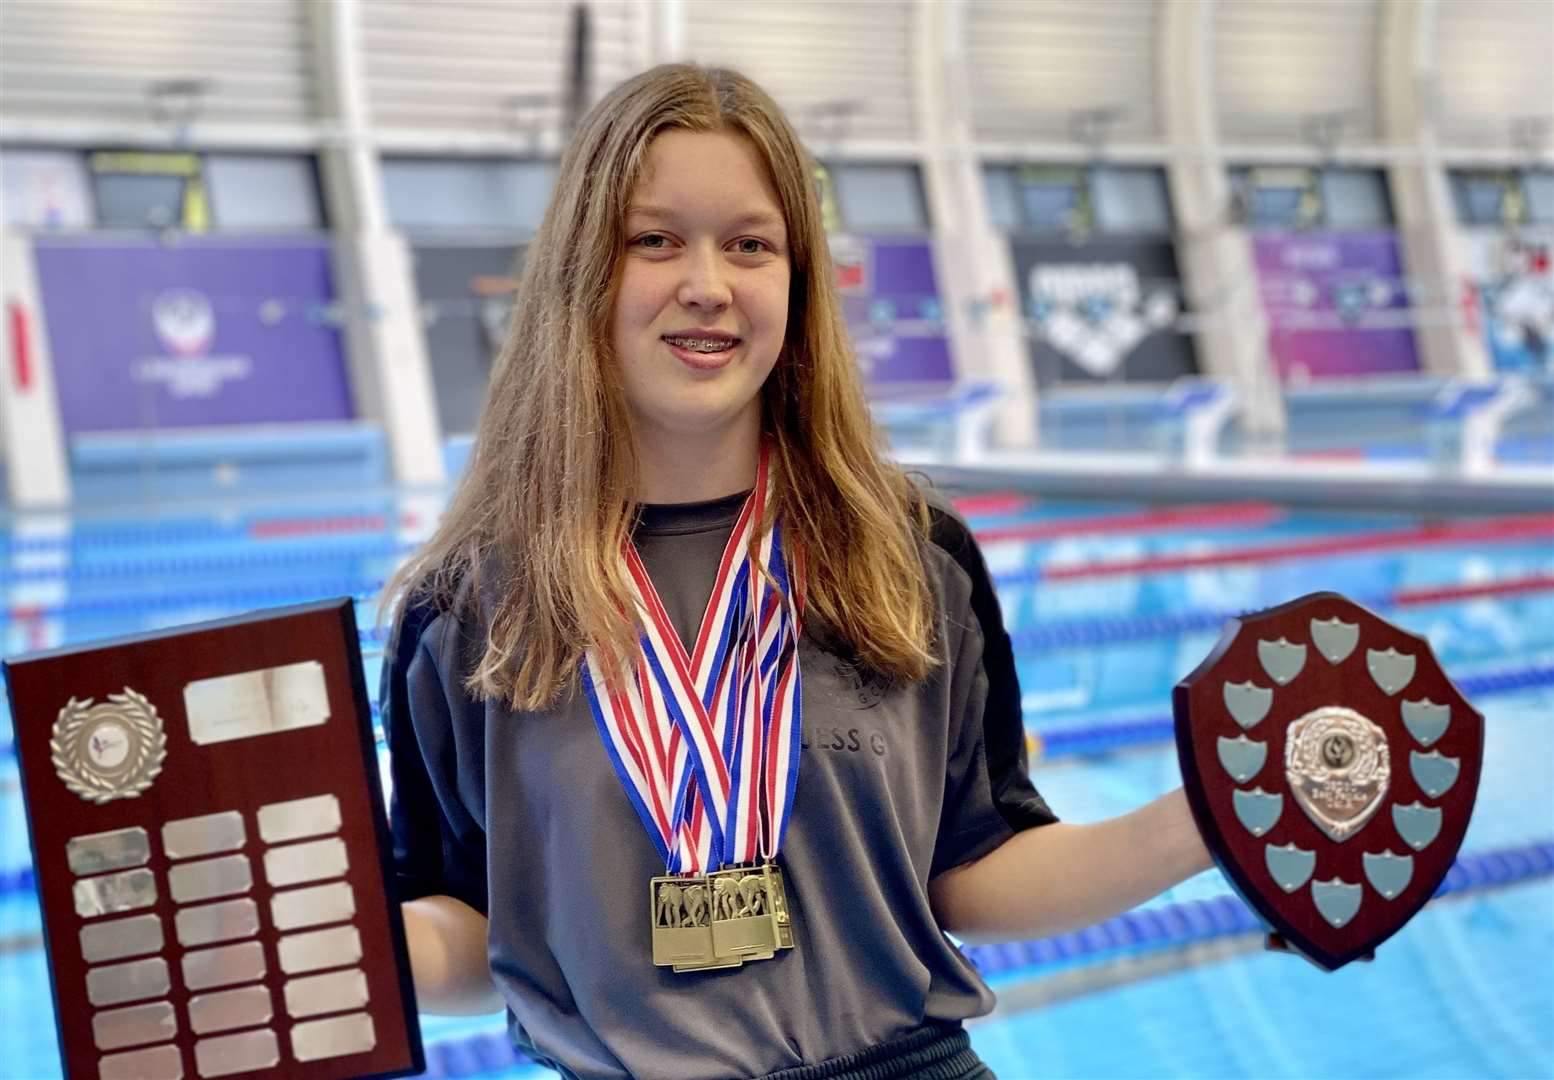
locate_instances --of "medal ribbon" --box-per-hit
[581,442,803,875]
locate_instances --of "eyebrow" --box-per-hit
[626,204,786,232]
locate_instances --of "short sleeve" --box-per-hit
[382,600,490,916]
[928,502,1058,879]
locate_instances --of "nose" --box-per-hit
[677,242,732,312]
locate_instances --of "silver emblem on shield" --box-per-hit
[1285,705,1390,842]
[50,690,168,804]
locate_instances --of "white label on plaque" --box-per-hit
[290,1011,376,1061]
[74,868,157,919]
[66,827,150,877]
[194,1028,280,1078]
[278,925,362,975]
[184,660,329,746]
[93,1000,177,1051]
[188,984,274,1035]
[87,957,170,1007]
[270,881,355,931]
[100,1043,183,1080]
[81,913,165,964]
[263,837,348,888]
[162,811,246,861]
[181,941,266,991]
[175,899,260,948]
[257,794,341,844]
[284,967,369,1018]
[169,855,252,904]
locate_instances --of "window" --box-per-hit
[983,165,1173,234]
[206,155,323,230]
[0,148,94,229]
[1229,166,1391,228]
[1451,169,1554,227]
[1092,168,1172,233]
[829,164,927,232]
[383,158,556,233]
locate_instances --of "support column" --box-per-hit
[1159,0,1285,438]
[1379,0,1490,378]
[0,233,71,506]
[912,0,1037,448]
[311,0,446,487]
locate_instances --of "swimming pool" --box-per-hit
[3,493,1550,1079]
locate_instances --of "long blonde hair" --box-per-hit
[386,64,937,709]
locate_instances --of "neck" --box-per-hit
[632,413,762,504]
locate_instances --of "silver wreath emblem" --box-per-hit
[51,689,168,804]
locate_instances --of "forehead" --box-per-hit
[628,129,785,228]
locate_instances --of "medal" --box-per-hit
[583,443,804,972]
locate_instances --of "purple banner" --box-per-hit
[1251,231,1421,382]
[830,236,954,385]
[35,237,355,434]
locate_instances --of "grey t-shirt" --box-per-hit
[384,490,1057,1080]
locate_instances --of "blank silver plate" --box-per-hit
[99,1043,183,1080]
[270,881,355,931]
[181,941,266,992]
[66,827,150,877]
[169,854,252,905]
[175,899,260,948]
[257,793,341,845]
[194,1028,280,1078]
[184,660,329,746]
[86,957,170,1007]
[283,967,369,1018]
[263,837,348,889]
[92,1000,177,1051]
[163,811,246,861]
[189,984,273,1035]
[80,913,164,964]
[278,924,362,975]
[290,1011,376,1062]
[73,868,157,919]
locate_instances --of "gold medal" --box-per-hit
[767,863,794,951]
[708,864,778,964]
[650,874,739,971]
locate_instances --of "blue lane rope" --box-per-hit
[0,541,419,586]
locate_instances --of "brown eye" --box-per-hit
[735,238,767,255]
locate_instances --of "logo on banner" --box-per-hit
[830,239,869,295]
[137,287,253,398]
[1026,263,1178,377]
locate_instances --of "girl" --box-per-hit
[383,64,1210,1080]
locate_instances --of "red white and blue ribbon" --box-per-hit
[581,443,803,875]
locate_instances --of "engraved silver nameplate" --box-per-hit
[87,957,171,1007]
[257,793,342,844]
[169,854,253,904]
[1285,705,1391,841]
[176,898,261,948]
[194,1028,280,1077]
[74,868,158,919]
[184,660,329,746]
[80,913,165,963]
[163,811,246,860]
[181,940,266,991]
[278,925,363,975]
[271,881,355,931]
[290,1012,377,1061]
[188,984,274,1035]
[66,827,150,876]
[99,1044,183,1080]
[284,968,370,1018]
[92,1000,178,1051]
[263,837,348,888]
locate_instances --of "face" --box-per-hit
[611,128,790,451]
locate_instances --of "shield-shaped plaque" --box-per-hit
[1174,592,1483,971]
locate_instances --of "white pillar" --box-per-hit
[310,0,445,487]
[1159,0,1284,438]
[0,233,71,506]
[912,0,1038,448]
[1378,0,1490,379]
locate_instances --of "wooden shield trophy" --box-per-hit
[4,599,423,1080]
[1174,591,1484,971]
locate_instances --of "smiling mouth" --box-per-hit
[662,334,741,353]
